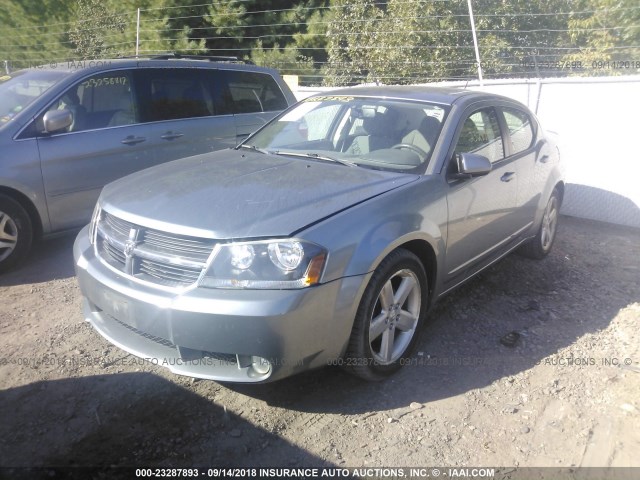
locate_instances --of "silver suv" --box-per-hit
[0,55,296,271]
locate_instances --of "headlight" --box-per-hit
[200,239,327,289]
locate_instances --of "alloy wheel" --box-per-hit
[368,268,422,364]
[541,195,558,251]
[0,211,18,262]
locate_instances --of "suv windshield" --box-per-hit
[0,70,68,129]
[244,96,448,172]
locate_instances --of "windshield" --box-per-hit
[244,95,448,172]
[0,70,68,129]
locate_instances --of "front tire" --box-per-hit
[0,194,33,273]
[519,188,560,260]
[344,249,428,381]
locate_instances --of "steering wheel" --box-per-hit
[391,143,428,157]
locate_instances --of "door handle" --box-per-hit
[121,135,146,145]
[161,131,184,141]
[500,172,516,182]
[539,154,549,163]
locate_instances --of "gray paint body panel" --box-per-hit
[100,149,419,239]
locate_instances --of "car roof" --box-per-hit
[317,85,514,107]
[39,56,281,75]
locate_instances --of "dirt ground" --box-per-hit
[0,215,639,477]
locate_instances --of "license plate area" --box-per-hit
[100,289,133,326]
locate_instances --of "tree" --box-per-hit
[68,0,127,59]
[374,0,474,84]
[472,0,573,78]
[0,0,73,68]
[562,0,640,74]
[293,8,330,67]
[324,0,383,85]
[2,0,638,80]
[250,40,315,79]
[206,0,248,53]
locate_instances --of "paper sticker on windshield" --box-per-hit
[0,75,11,82]
[306,95,354,102]
[425,106,445,121]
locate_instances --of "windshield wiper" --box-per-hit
[272,151,358,167]
[237,144,270,155]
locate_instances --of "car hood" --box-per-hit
[100,149,419,239]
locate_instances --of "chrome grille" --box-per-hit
[103,240,126,265]
[139,258,202,284]
[95,210,215,288]
[144,230,212,263]
[104,213,135,237]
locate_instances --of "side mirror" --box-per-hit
[43,109,73,133]
[452,152,492,179]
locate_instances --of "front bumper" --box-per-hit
[74,225,368,382]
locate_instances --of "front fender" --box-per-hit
[302,176,448,284]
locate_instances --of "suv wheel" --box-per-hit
[344,249,428,381]
[0,194,33,273]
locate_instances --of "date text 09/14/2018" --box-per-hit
[518,60,640,70]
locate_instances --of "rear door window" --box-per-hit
[134,69,215,122]
[502,107,535,155]
[219,70,289,114]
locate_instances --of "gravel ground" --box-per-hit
[0,215,638,477]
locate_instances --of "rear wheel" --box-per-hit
[0,194,33,273]
[519,188,559,259]
[344,249,428,381]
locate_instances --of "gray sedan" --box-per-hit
[74,86,563,382]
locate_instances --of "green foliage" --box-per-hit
[69,0,127,59]
[0,0,638,81]
[208,0,247,43]
[562,0,640,73]
[250,40,316,78]
[473,0,573,77]
[293,8,329,65]
[0,0,73,68]
[374,0,474,84]
[324,0,383,85]
[324,0,639,84]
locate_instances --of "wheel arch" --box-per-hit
[350,232,441,313]
[0,186,44,240]
[554,180,565,207]
[394,239,437,307]
[530,177,565,236]
[341,245,433,380]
